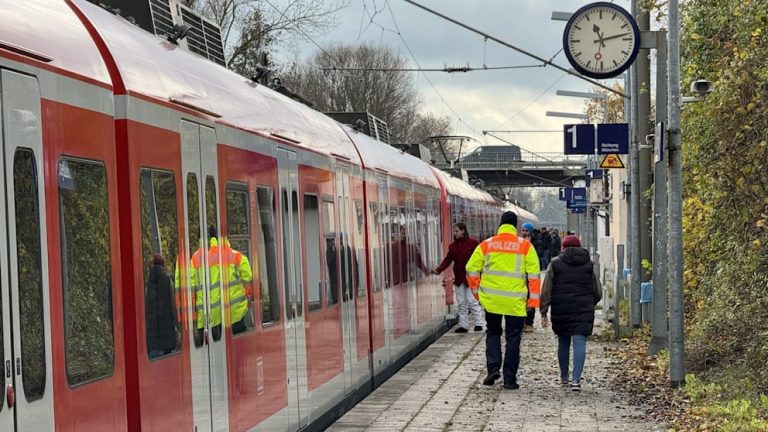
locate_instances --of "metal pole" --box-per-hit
[667,0,686,388]
[624,70,633,333]
[649,31,669,355]
[637,6,653,324]
[629,0,642,329]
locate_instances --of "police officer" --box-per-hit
[466,211,541,389]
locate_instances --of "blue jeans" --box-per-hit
[485,312,525,385]
[557,334,587,382]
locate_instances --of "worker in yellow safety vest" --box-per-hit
[223,238,254,335]
[190,226,254,343]
[466,211,541,390]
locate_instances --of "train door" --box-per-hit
[277,148,309,430]
[0,70,54,432]
[335,165,356,393]
[181,121,229,432]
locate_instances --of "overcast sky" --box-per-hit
[284,0,631,154]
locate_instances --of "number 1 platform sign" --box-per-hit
[564,124,595,155]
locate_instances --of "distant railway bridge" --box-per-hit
[432,152,589,189]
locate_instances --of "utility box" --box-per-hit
[89,0,226,66]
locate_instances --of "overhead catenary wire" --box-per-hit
[384,0,481,137]
[319,64,544,73]
[403,0,627,99]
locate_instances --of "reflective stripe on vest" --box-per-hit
[479,286,528,298]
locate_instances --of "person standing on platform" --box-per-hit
[549,229,562,261]
[540,235,602,391]
[466,211,541,390]
[432,222,482,333]
[520,222,538,333]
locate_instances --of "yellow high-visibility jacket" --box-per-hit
[466,224,541,317]
[190,238,253,329]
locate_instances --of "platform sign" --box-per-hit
[654,122,664,163]
[586,169,604,180]
[597,123,629,154]
[600,153,625,169]
[558,187,572,201]
[567,200,587,209]
[571,187,587,202]
[564,124,595,155]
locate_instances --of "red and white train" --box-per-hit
[0,1,537,431]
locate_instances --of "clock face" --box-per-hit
[563,2,640,79]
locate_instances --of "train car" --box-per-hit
[0,1,538,431]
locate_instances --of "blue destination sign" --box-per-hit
[564,124,595,155]
[567,200,587,209]
[597,123,629,154]
[571,187,587,202]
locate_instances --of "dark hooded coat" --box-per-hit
[541,247,601,336]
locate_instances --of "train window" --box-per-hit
[14,149,46,401]
[339,197,353,302]
[303,194,322,311]
[255,187,280,325]
[291,190,303,316]
[390,207,401,285]
[381,203,390,289]
[139,169,182,360]
[415,209,423,282]
[58,158,114,386]
[368,202,381,293]
[186,174,204,348]
[204,176,222,341]
[322,197,338,306]
[354,199,365,298]
[226,184,255,335]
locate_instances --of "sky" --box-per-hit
[284,0,631,154]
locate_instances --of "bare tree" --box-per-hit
[191,0,348,76]
[281,43,425,143]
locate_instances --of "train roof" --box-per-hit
[430,169,496,203]
[342,126,439,188]
[1,0,111,86]
[72,0,360,163]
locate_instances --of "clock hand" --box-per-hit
[593,32,631,43]
[592,24,607,48]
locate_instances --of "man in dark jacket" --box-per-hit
[549,230,562,260]
[146,254,178,358]
[539,235,601,391]
[433,222,482,333]
[540,227,552,269]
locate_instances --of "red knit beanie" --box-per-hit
[561,235,581,249]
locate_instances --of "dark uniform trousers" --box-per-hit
[485,311,525,385]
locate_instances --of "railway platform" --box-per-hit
[328,318,664,432]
